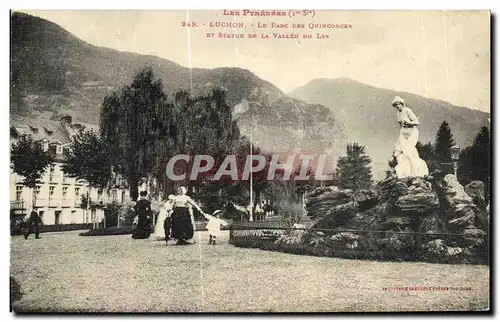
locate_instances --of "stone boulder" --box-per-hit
[313,201,359,229]
[378,216,412,230]
[376,176,410,201]
[306,186,353,219]
[396,192,440,213]
[353,189,379,212]
[465,180,487,210]
[394,177,439,213]
[377,227,414,252]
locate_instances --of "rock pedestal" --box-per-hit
[301,173,488,263]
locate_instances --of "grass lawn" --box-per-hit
[10,230,490,312]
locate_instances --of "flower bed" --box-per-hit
[229,231,489,265]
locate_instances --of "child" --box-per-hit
[202,210,229,244]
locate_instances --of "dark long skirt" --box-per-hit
[171,207,194,241]
[132,215,151,239]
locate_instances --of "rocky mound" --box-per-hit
[291,172,490,263]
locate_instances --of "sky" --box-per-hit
[22,10,491,113]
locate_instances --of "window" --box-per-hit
[16,186,22,201]
[121,191,126,203]
[34,186,41,198]
[75,188,80,198]
[49,164,56,179]
[49,186,55,197]
[49,145,57,155]
[63,147,70,156]
[62,187,68,199]
[56,145,63,154]
[112,190,117,202]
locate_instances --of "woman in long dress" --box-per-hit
[170,186,205,245]
[132,191,152,239]
[153,195,174,241]
[392,96,429,178]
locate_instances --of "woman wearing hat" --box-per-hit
[169,186,205,245]
[392,96,429,178]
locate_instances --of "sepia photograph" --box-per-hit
[9,8,491,313]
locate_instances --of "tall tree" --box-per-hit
[416,141,438,172]
[62,129,112,188]
[100,66,168,201]
[62,129,112,227]
[10,134,54,208]
[336,143,373,191]
[150,88,240,198]
[434,121,456,164]
[267,180,304,227]
[459,126,490,193]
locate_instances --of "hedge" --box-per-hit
[11,223,94,236]
[79,227,134,236]
[228,235,489,265]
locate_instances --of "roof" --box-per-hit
[10,116,71,144]
[65,122,100,138]
[10,116,100,145]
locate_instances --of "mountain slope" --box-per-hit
[10,12,347,161]
[290,78,490,177]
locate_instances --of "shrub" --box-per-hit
[229,231,488,264]
[79,227,134,236]
[119,201,136,226]
[104,202,121,227]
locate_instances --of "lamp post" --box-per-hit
[450,145,460,178]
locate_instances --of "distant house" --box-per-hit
[81,80,105,88]
[9,115,128,226]
[81,80,113,93]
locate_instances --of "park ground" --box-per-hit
[10,230,490,312]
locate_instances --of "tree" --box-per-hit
[434,121,456,164]
[416,141,438,172]
[267,180,304,227]
[100,66,168,201]
[336,143,373,191]
[10,134,54,208]
[62,129,112,228]
[459,126,490,196]
[148,87,241,202]
[62,129,112,188]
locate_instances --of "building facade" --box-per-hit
[10,115,130,225]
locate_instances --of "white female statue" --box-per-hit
[392,96,429,178]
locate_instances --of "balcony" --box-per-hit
[48,199,60,208]
[10,200,26,211]
[90,197,107,208]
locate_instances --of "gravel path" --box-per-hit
[10,230,490,312]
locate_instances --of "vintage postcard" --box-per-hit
[9,9,490,313]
